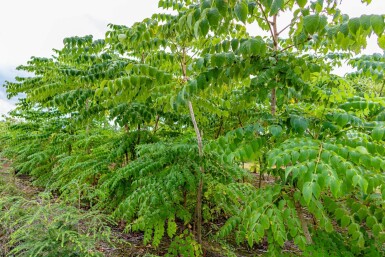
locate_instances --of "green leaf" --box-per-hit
[269,125,282,137]
[378,34,385,50]
[234,1,248,24]
[341,215,351,228]
[296,0,307,8]
[207,8,221,29]
[231,38,239,51]
[325,220,334,233]
[167,218,177,238]
[366,216,377,228]
[290,116,308,134]
[370,15,385,36]
[329,178,340,198]
[215,0,228,16]
[200,18,210,36]
[348,17,361,35]
[336,113,350,127]
[302,182,312,204]
[260,215,270,229]
[303,14,320,34]
[270,0,284,16]
[312,182,321,199]
[285,167,294,181]
[372,127,384,141]
[360,15,371,30]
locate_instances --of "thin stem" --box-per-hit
[256,1,277,48]
[181,47,204,244]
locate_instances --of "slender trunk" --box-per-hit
[188,101,204,244]
[215,117,223,139]
[296,202,313,244]
[124,124,130,165]
[153,115,160,134]
[85,99,91,154]
[271,15,278,116]
[137,123,141,145]
[181,47,204,244]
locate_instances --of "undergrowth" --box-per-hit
[0,170,114,257]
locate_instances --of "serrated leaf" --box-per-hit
[235,1,248,24]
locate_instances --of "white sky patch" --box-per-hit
[0,99,15,118]
[0,0,160,68]
[0,0,384,112]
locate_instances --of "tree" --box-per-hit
[2,0,385,255]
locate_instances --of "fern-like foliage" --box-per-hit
[99,138,247,246]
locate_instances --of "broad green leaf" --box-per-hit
[360,15,371,30]
[312,182,321,199]
[378,34,385,50]
[336,113,350,127]
[371,14,385,36]
[341,215,351,228]
[303,14,320,34]
[200,18,210,36]
[302,182,312,204]
[234,1,248,24]
[270,0,284,16]
[329,178,340,198]
[348,18,361,35]
[207,8,221,29]
[325,220,334,233]
[372,127,384,141]
[269,125,282,137]
[215,0,228,16]
[260,215,270,229]
[231,38,239,51]
[290,116,308,134]
[366,216,377,228]
[356,146,369,155]
[296,0,307,8]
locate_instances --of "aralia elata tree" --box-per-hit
[2,0,385,255]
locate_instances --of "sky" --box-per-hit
[0,0,384,117]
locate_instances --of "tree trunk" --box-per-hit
[181,47,205,244]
